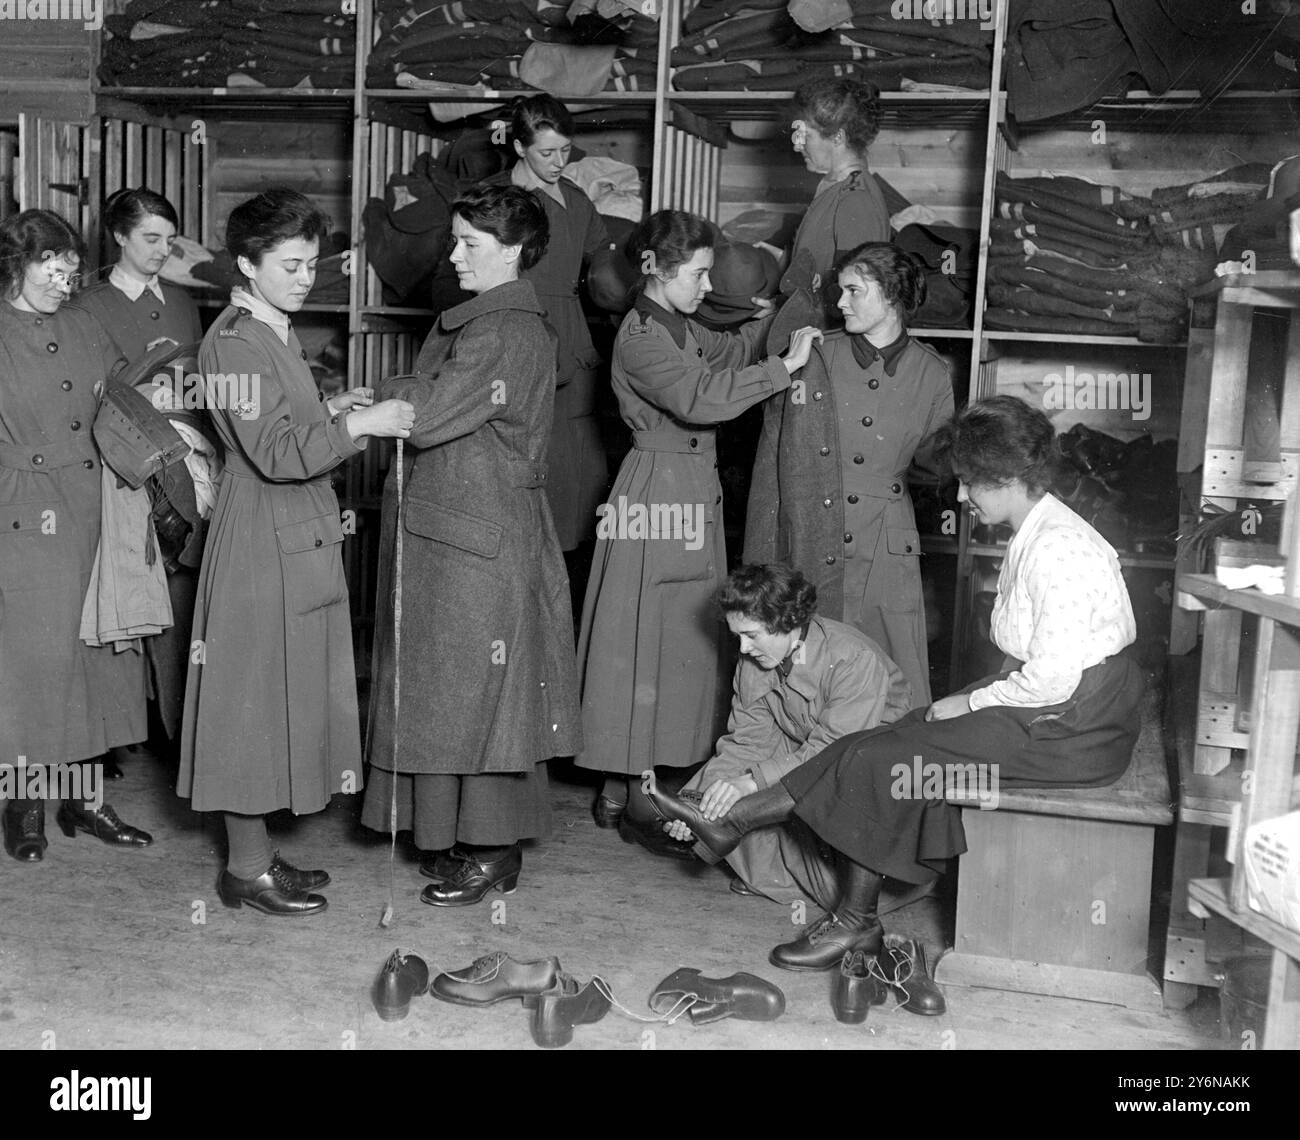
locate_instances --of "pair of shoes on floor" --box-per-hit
[831,950,889,1024]
[372,949,430,1021]
[429,951,610,1048]
[769,912,884,972]
[420,844,521,906]
[875,935,947,1016]
[217,852,330,916]
[648,968,785,1025]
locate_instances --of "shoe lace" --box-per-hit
[872,939,916,989]
[18,809,43,839]
[267,861,301,893]
[804,913,840,944]
[592,977,699,1027]
[454,952,506,983]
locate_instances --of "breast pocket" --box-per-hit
[404,499,502,560]
[645,501,716,585]
[880,524,922,613]
[275,512,347,615]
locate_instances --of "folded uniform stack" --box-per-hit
[984,170,1256,343]
[1006,0,1300,123]
[368,0,660,93]
[672,0,991,93]
[99,0,356,89]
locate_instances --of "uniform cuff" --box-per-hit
[326,410,365,456]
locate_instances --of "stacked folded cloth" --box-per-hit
[368,0,660,94]
[672,0,991,93]
[99,0,356,88]
[1006,0,1300,123]
[984,168,1274,343]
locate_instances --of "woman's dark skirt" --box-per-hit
[780,653,1145,884]
[361,764,552,851]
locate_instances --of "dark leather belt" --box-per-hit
[0,439,97,472]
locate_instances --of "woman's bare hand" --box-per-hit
[782,325,823,372]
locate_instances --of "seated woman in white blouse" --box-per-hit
[645,395,1144,973]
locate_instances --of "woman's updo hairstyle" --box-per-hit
[793,77,883,157]
[629,209,715,282]
[509,94,575,147]
[451,183,549,272]
[0,209,84,298]
[933,396,1059,496]
[715,563,818,636]
[835,242,928,319]
[104,187,179,239]
[225,188,331,269]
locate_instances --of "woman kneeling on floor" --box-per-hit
[646,395,1144,973]
[666,562,911,906]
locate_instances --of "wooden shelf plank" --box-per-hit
[1178,573,1300,628]
[1189,876,1300,961]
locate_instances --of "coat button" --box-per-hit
[715,494,722,504]
[890,481,902,494]
[819,446,829,456]
[689,437,698,448]
[10,520,18,529]
[867,378,879,389]
[812,391,823,401]
[314,538,323,547]
[150,311,160,320]
[905,543,914,553]
[83,459,94,469]
[301,349,307,359]
[844,533,853,543]
[32,454,44,465]
[853,454,864,464]
[822,498,832,508]
[61,380,72,391]
[847,493,859,504]
[70,420,81,431]
[825,555,836,565]
[861,415,873,427]
[47,343,58,353]
[34,317,42,325]
[696,348,703,357]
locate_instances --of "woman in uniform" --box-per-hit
[0,208,154,861]
[745,242,953,706]
[76,187,212,756]
[575,208,820,853]
[647,396,1143,974]
[485,96,616,593]
[178,188,413,915]
[361,184,581,908]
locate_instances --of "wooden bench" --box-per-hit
[933,686,1175,1011]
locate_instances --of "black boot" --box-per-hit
[56,801,152,847]
[642,772,795,865]
[3,799,47,863]
[770,857,884,971]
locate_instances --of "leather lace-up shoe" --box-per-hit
[371,950,430,1022]
[831,950,886,1024]
[593,794,625,829]
[648,968,785,1025]
[420,845,521,906]
[879,936,947,1015]
[769,912,884,972]
[430,952,560,1007]
[218,862,328,916]
[642,777,745,865]
[56,802,152,847]
[418,846,470,883]
[618,813,697,861]
[529,973,612,1047]
[3,802,47,863]
[270,851,330,891]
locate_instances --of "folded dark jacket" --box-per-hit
[1147,194,1262,237]
[992,215,1145,260]
[685,0,787,35]
[996,173,1147,236]
[1018,249,1188,306]
[834,8,993,48]
[987,262,1142,311]
[990,232,1130,270]
[994,205,1146,251]
[988,283,1126,323]
[1010,173,1155,218]
[1149,163,1273,207]
[676,8,793,56]
[984,307,1139,337]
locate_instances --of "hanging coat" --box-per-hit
[177,304,363,815]
[483,172,612,549]
[0,301,146,766]
[575,296,791,775]
[744,331,953,707]
[366,278,581,776]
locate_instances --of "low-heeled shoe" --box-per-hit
[529,973,612,1047]
[879,937,947,1016]
[418,846,470,883]
[2,803,47,863]
[430,952,560,1007]
[420,845,521,906]
[217,864,328,916]
[371,949,430,1022]
[270,851,330,891]
[769,912,884,972]
[617,814,697,862]
[593,795,625,830]
[648,968,785,1025]
[642,777,744,865]
[831,950,886,1024]
[56,802,152,847]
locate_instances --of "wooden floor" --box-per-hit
[0,758,1225,1051]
